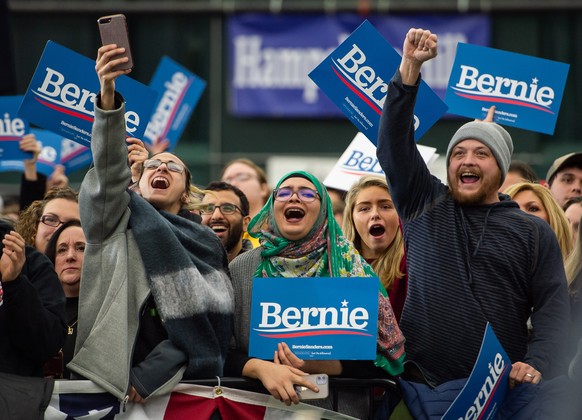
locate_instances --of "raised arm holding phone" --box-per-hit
[69,43,233,403]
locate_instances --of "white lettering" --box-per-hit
[454,65,554,107]
[232,35,341,103]
[458,353,505,420]
[34,67,143,133]
[258,300,369,330]
[335,44,387,108]
[144,72,188,141]
[0,113,25,136]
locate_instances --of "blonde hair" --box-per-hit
[342,175,404,291]
[566,215,582,289]
[504,182,572,261]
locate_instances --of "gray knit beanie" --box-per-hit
[446,121,513,185]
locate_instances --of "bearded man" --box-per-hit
[376,28,569,388]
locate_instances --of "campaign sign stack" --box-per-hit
[309,20,448,145]
[446,43,569,135]
[249,277,379,360]
[18,41,158,147]
[0,96,32,171]
[143,56,207,151]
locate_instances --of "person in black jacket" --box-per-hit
[0,218,66,377]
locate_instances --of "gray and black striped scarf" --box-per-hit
[128,192,233,378]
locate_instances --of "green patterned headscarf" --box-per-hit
[248,170,373,278]
[247,170,405,376]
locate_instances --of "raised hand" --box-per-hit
[402,28,438,65]
[126,138,149,183]
[1,230,26,282]
[95,44,132,110]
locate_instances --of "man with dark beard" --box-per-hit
[201,182,252,262]
[376,28,569,390]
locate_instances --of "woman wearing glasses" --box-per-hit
[227,170,404,416]
[66,44,234,404]
[15,186,79,254]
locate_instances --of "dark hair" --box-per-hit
[204,181,250,216]
[564,196,582,212]
[45,219,82,265]
[141,152,192,195]
[508,160,538,183]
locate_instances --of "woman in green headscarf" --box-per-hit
[226,170,405,410]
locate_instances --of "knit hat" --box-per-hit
[446,121,514,185]
[545,152,582,185]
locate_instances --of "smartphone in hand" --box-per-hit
[294,374,329,400]
[97,14,134,71]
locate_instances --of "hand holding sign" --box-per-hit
[95,45,133,110]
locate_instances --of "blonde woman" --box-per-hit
[504,182,572,261]
[343,175,407,321]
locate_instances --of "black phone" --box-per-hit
[97,14,134,71]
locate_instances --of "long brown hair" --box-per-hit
[342,175,404,291]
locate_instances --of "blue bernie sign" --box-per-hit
[442,323,511,420]
[18,41,158,147]
[32,128,92,177]
[249,277,378,360]
[446,43,569,135]
[0,96,32,171]
[309,20,448,145]
[144,56,206,152]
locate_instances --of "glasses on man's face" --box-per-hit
[273,187,320,203]
[40,214,65,228]
[200,203,243,215]
[223,173,254,184]
[143,159,184,174]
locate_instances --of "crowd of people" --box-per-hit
[1,29,582,419]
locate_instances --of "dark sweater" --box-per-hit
[0,246,66,377]
[376,71,570,386]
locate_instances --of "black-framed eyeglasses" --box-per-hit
[273,187,320,203]
[200,203,243,215]
[40,214,65,228]
[143,159,185,174]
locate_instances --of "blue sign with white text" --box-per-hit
[446,43,569,135]
[229,13,488,118]
[309,20,448,144]
[144,56,206,151]
[18,41,158,147]
[442,323,511,420]
[31,128,92,176]
[249,277,379,360]
[0,96,32,172]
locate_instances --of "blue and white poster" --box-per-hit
[442,323,511,420]
[229,13,488,118]
[309,20,448,144]
[249,277,379,360]
[0,96,32,170]
[31,128,92,176]
[446,43,569,135]
[144,56,206,151]
[18,41,158,147]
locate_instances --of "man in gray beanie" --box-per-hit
[376,27,569,395]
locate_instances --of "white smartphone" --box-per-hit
[294,373,329,400]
